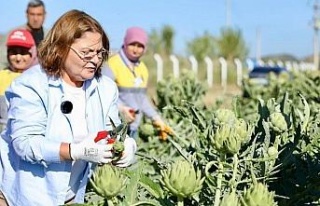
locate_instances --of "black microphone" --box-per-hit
[60,101,73,114]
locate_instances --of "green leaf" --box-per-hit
[299,94,310,133]
[139,174,164,199]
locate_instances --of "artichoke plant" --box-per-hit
[268,112,287,134]
[212,109,237,128]
[267,146,278,159]
[211,123,248,155]
[90,164,127,205]
[220,191,240,206]
[241,182,277,206]
[160,159,204,206]
[211,124,231,152]
[211,109,252,155]
[234,118,253,143]
[139,122,156,137]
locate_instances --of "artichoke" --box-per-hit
[220,191,240,206]
[224,133,242,155]
[139,123,155,137]
[213,109,237,128]
[234,118,252,143]
[267,146,278,159]
[241,182,277,206]
[112,141,124,159]
[269,112,287,133]
[160,159,204,199]
[90,164,127,199]
[211,124,231,152]
[212,124,244,155]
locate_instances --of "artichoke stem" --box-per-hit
[214,154,225,206]
[177,196,184,206]
[230,153,239,191]
[107,199,114,206]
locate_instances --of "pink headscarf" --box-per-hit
[123,27,148,62]
[123,27,148,49]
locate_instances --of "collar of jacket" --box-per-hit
[47,75,99,98]
[119,48,140,69]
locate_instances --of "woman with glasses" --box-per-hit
[0,29,38,131]
[0,10,137,206]
[104,27,173,139]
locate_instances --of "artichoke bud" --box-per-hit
[112,141,125,159]
[90,164,127,199]
[213,124,242,154]
[267,146,278,159]
[234,118,251,142]
[160,159,204,198]
[278,72,290,84]
[212,125,231,151]
[242,182,277,206]
[139,123,155,136]
[213,109,237,128]
[220,191,240,206]
[224,133,242,154]
[269,112,287,133]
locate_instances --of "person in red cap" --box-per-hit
[105,26,173,139]
[0,0,47,69]
[0,29,38,131]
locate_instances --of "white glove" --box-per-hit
[112,137,137,167]
[70,134,114,164]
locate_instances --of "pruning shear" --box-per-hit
[129,109,139,115]
[94,117,128,144]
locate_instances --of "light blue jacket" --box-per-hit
[0,65,121,206]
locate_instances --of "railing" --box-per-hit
[153,53,316,89]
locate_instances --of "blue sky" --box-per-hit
[0,0,315,59]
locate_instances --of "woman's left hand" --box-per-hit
[112,137,137,167]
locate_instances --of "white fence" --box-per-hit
[153,53,316,89]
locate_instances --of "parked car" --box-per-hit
[248,66,288,85]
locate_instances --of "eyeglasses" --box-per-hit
[69,46,108,62]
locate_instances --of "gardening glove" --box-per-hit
[119,105,136,123]
[153,118,175,140]
[70,133,114,164]
[112,137,137,168]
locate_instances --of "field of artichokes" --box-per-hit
[78,69,320,206]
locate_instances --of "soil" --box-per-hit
[203,84,242,107]
[148,83,242,109]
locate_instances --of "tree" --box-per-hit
[148,28,162,54]
[186,31,216,62]
[146,25,175,56]
[161,25,175,56]
[217,27,249,61]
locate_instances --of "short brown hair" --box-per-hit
[38,9,109,78]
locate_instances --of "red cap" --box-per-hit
[6,29,35,49]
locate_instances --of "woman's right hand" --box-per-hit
[69,133,114,164]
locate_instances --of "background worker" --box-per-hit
[0,29,37,131]
[104,26,173,139]
[0,0,47,68]
[24,0,47,47]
